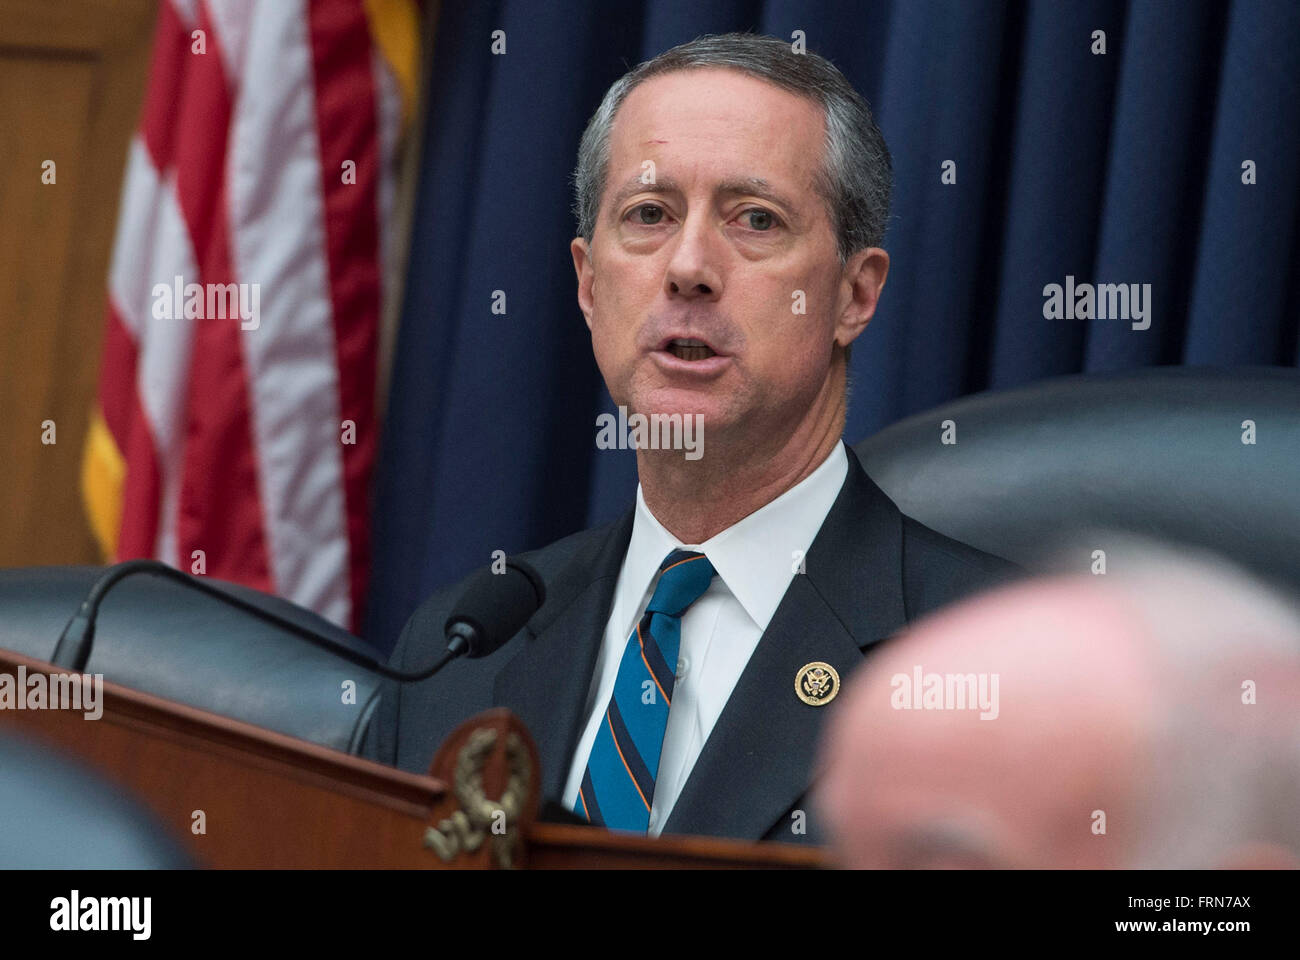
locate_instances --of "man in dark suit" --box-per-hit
[370,33,1017,845]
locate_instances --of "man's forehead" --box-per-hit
[617,66,819,121]
[609,69,823,166]
[604,70,824,210]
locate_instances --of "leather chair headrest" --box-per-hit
[0,567,381,754]
[855,366,1300,596]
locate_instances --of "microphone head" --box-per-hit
[444,558,546,658]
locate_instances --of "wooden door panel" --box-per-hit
[0,0,156,565]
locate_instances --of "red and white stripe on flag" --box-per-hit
[82,0,418,633]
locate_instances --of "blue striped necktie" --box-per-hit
[574,548,716,832]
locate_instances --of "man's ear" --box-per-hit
[571,236,595,330]
[833,247,890,348]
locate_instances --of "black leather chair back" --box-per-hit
[854,367,1300,595]
[0,567,381,753]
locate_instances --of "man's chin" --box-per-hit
[627,386,735,427]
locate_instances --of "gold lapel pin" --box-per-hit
[795,661,840,706]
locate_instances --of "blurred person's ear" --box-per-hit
[1216,843,1300,870]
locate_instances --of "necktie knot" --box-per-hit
[645,549,716,617]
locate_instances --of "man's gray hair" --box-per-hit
[1114,547,1300,868]
[571,32,892,262]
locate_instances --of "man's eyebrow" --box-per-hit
[606,173,682,212]
[715,177,800,214]
[605,173,804,222]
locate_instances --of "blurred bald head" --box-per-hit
[817,549,1300,868]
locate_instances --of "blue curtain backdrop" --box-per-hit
[366,0,1300,652]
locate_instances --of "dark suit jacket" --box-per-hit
[368,444,1019,844]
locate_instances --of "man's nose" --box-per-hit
[663,214,723,299]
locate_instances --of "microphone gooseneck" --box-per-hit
[50,558,545,682]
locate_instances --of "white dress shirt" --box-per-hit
[561,443,849,835]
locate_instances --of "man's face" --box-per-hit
[571,68,882,439]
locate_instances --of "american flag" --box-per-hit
[81,0,418,632]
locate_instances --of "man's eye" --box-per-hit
[630,204,665,225]
[742,209,778,231]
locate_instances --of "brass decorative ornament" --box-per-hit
[423,726,532,868]
[795,661,840,706]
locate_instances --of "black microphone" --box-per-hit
[444,559,546,659]
[49,558,545,683]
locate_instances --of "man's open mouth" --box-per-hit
[665,338,717,361]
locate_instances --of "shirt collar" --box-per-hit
[622,443,849,632]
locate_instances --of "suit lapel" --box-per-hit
[663,445,910,840]
[492,512,632,801]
